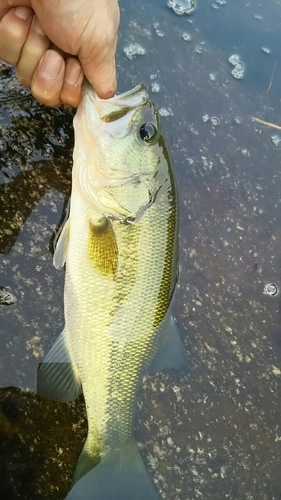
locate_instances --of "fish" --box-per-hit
[37,81,187,500]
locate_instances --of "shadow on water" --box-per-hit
[1,0,281,498]
[0,387,86,500]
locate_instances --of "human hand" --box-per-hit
[0,0,120,107]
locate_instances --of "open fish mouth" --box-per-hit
[82,81,149,120]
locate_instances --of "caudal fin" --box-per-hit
[66,440,160,500]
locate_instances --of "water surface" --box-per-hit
[1,0,281,498]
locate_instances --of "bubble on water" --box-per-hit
[123,43,146,60]
[150,74,157,80]
[0,287,16,306]
[261,47,271,54]
[202,114,209,123]
[153,23,164,37]
[182,32,192,41]
[271,134,281,146]
[211,116,220,126]
[151,82,161,93]
[211,3,219,9]
[167,0,196,15]
[263,283,279,297]
[254,14,262,20]
[234,117,242,124]
[159,107,173,117]
[231,66,244,79]
[216,0,226,4]
[209,73,216,81]
[194,45,202,54]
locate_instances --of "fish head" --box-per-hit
[73,81,167,221]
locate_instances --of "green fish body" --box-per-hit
[37,82,186,500]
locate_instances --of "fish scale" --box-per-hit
[37,82,186,500]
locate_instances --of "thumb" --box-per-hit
[81,39,118,99]
[77,0,120,99]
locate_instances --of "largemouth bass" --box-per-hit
[37,81,186,500]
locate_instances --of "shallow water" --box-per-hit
[1,0,281,498]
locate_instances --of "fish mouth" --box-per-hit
[82,80,149,121]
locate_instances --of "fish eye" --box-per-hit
[139,122,157,143]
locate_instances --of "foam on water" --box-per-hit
[228,54,245,80]
[271,135,281,147]
[153,23,164,37]
[234,117,242,125]
[123,44,146,60]
[182,32,192,41]
[151,82,161,93]
[167,0,196,16]
[159,107,173,117]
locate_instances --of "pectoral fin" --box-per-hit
[37,329,81,402]
[88,217,118,277]
[147,315,188,374]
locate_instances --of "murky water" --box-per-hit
[1,0,281,498]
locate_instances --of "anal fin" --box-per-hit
[37,329,81,402]
[147,315,188,374]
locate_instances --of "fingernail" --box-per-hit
[39,51,63,80]
[65,61,83,85]
[15,6,32,20]
[34,16,45,36]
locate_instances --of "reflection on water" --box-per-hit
[1,0,281,498]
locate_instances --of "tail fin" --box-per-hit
[66,440,160,500]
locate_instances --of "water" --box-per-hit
[167,0,196,15]
[1,0,281,498]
